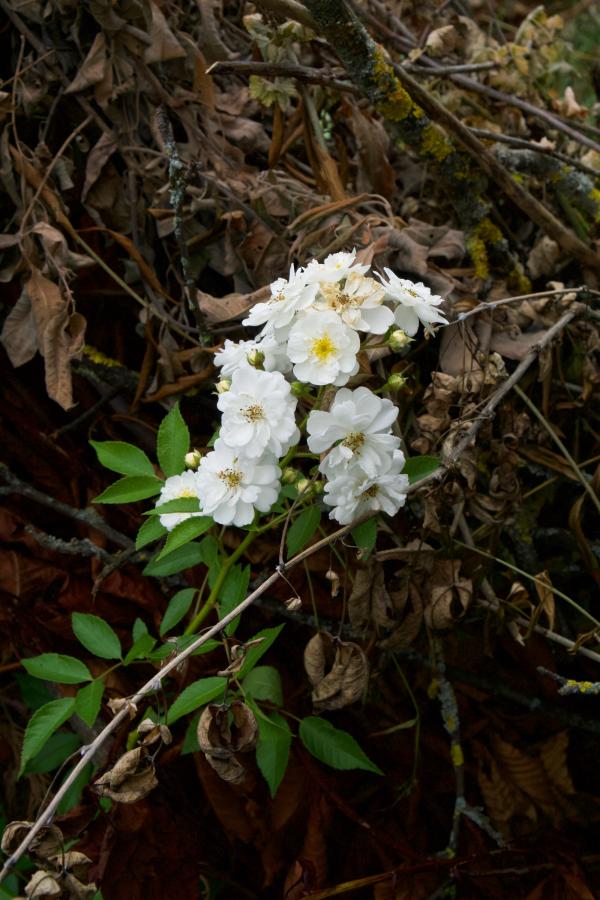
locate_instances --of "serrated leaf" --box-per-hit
[167,676,227,724]
[351,517,378,559]
[286,506,321,557]
[24,731,81,775]
[20,697,76,775]
[236,624,284,680]
[402,455,440,484]
[123,632,156,665]
[72,613,122,660]
[90,440,155,477]
[22,653,92,684]
[75,680,104,727]
[157,516,213,560]
[242,665,283,706]
[94,475,163,504]
[143,541,206,577]
[157,403,190,477]
[144,497,202,516]
[136,516,166,550]
[299,716,383,774]
[255,709,291,797]
[160,588,196,636]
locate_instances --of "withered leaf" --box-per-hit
[93,747,158,803]
[48,851,91,880]
[304,632,368,711]
[347,559,395,632]
[65,33,109,94]
[424,560,471,631]
[1,822,63,860]
[197,701,258,784]
[24,870,61,898]
[144,1,186,63]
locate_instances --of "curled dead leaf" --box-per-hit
[425,25,457,57]
[107,697,138,718]
[60,873,98,900]
[24,870,61,898]
[347,559,395,632]
[424,560,471,631]
[93,747,158,803]
[48,852,91,881]
[1,822,63,860]
[304,632,369,711]
[197,700,258,783]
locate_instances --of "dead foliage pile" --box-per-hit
[1,0,600,897]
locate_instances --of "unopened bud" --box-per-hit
[246,348,265,368]
[290,380,310,398]
[296,478,310,495]
[282,466,300,484]
[185,449,202,469]
[285,596,302,611]
[325,569,340,598]
[215,378,231,394]
[312,480,324,495]
[388,329,413,352]
[385,373,408,391]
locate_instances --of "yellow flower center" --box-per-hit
[342,432,365,453]
[310,334,337,362]
[360,484,379,500]
[218,467,242,489]
[178,489,197,498]
[242,403,265,423]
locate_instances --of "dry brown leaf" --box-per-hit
[1,822,63,860]
[425,25,458,57]
[24,870,61,898]
[197,700,258,783]
[197,283,270,323]
[534,570,555,631]
[65,33,109,94]
[423,560,471,631]
[81,131,118,203]
[347,560,395,632]
[144,1,186,63]
[0,288,38,367]
[490,328,551,361]
[304,632,368,711]
[93,747,158,803]
[527,235,561,279]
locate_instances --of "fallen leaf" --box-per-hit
[304,632,369,710]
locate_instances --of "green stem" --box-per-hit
[184,528,257,635]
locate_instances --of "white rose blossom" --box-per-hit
[304,249,370,284]
[214,334,292,378]
[307,387,401,478]
[287,310,360,386]
[323,450,409,525]
[242,265,317,333]
[156,470,203,532]
[197,439,280,526]
[217,368,299,459]
[314,272,394,334]
[376,270,448,335]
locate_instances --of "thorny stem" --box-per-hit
[0,302,586,883]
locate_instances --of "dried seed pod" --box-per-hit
[304,632,369,711]
[93,747,158,804]
[2,822,63,861]
[197,701,258,783]
[137,718,173,747]
[48,851,92,881]
[61,872,98,899]
[24,870,61,898]
[107,698,138,718]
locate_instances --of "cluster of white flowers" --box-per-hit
[157,249,446,529]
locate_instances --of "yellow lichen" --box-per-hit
[83,344,122,367]
[451,744,464,767]
[588,187,600,221]
[420,124,453,162]
[466,235,489,280]
[507,267,532,293]
[474,218,503,245]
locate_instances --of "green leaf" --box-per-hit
[57,761,93,815]
[90,441,154,477]
[15,673,54,710]
[157,403,190,477]
[75,680,104,727]
[132,618,148,641]
[136,516,166,550]
[219,564,250,636]
[299,717,383,775]
[94,475,163,504]
[167,676,227,724]
[236,624,284,680]
[157,517,213,560]
[143,541,206,577]
[255,709,291,797]
[181,711,201,754]
[72,613,122,660]
[286,506,321,557]
[242,665,283,706]
[351,517,378,559]
[22,653,92,684]
[402,455,440,485]
[149,636,220,661]
[144,497,201,516]
[123,632,156,666]
[160,588,196,636]
[20,697,76,775]
[24,731,81,775]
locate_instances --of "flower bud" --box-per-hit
[388,329,413,352]
[246,348,265,369]
[215,378,231,394]
[385,373,408,391]
[285,596,302,611]
[282,466,300,484]
[290,380,310,398]
[296,478,310,495]
[185,449,202,470]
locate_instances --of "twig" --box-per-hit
[207,59,358,93]
[24,526,113,564]
[537,667,600,696]
[405,61,496,75]
[469,129,600,179]
[0,465,133,550]
[451,285,596,325]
